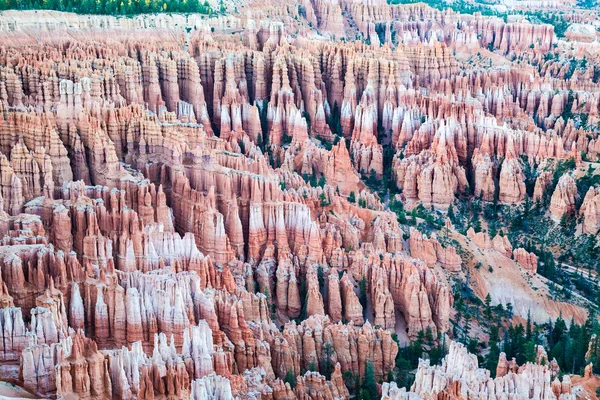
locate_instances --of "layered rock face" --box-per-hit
[580,186,600,234]
[408,227,461,272]
[514,247,539,273]
[0,7,452,398]
[0,0,598,398]
[549,174,578,221]
[382,341,575,400]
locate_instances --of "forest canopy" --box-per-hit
[0,0,213,15]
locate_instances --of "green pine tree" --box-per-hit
[362,361,378,400]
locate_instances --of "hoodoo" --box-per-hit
[0,0,599,398]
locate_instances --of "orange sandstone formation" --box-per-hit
[0,2,595,399]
